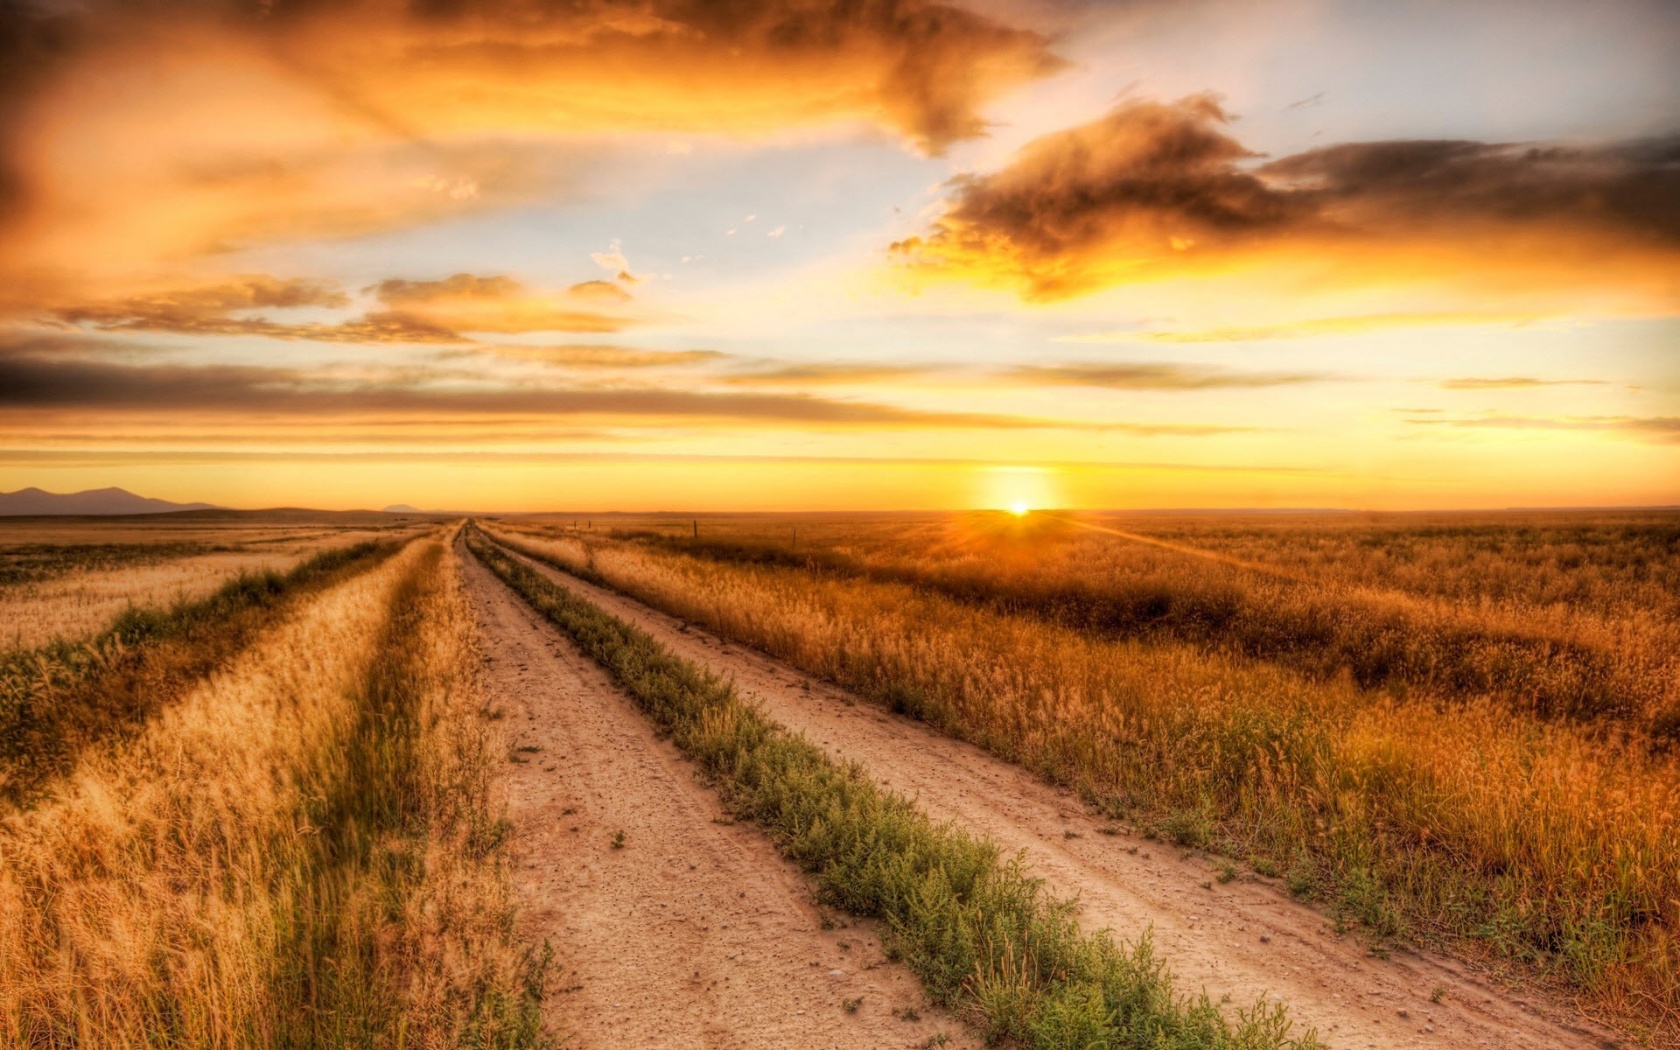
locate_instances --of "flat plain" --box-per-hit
[2,508,1675,1048]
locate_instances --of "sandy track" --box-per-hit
[497,544,1627,1050]
[459,544,980,1050]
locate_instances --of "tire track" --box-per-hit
[459,542,979,1049]
[494,542,1625,1050]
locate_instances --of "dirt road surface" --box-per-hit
[491,543,1626,1050]
[460,544,981,1050]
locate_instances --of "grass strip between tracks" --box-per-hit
[0,536,409,808]
[272,539,552,1048]
[469,527,1319,1050]
[3,535,553,1047]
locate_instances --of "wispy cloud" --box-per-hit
[477,344,727,369]
[367,272,641,335]
[1009,363,1338,389]
[0,338,1241,434]
[720,363,941,386]
[1438,376,1609,390]
[37,272,643,343]
[1059,313,1545,344]
[1403,413,1680,442]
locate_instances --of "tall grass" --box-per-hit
[468,528,1318,1050]
[0,527,409,654]
[487,522,1680,1041]
[605,515,1678,731]
[0,536,550,1047]
[0,538,403,807]
[0,542,216,589]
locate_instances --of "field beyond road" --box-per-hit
[489,508,1680,1043]
[1,508,1674,1048]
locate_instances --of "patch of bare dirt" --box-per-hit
[459,544,980,1049]
[501,547,1627,1050]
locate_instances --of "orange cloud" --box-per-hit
[0,0,1061,298]
[369,272,640,334]
[29,270,641,342]
[890,96,1680,304]
[1009,363,1338,389]
[35,275,463,343]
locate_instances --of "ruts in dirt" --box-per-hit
[492,542,1626,1050]
[460,543,979,1050]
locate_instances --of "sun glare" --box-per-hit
[980,465,1058,516]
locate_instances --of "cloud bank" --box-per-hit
[891,96,1680,301]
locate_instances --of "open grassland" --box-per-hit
[582,511,1680,734]
[0,516,423,653]
[488,511,1680,1041]
[1,529,549,1048]
[0,538,407,807]
[467,528,1318,1050]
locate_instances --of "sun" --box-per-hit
[1007,501,1031,517]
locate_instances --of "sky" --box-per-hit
[0,0,1676,512]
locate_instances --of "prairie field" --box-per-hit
[0,515,424,653]
[488,509,1680,1040]
[3,508,1674,1049]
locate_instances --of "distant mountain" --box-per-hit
[0,487,221,517]
[382,504,426,514]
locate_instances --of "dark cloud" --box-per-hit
[892,96,1680,298]
[1260,135,1680,245]
[0,338,1085,430]
[0,1,73,224]
[1010,362,1336,389]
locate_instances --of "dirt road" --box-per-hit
[490,543,1625,1050]
[459,544,980,1050]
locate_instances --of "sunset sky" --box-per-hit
[1,0,1676,511]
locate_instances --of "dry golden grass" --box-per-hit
[576,511,1680,731]
[0,526,411,653]
[0,533,548,1047]
[488,516,1680,1041]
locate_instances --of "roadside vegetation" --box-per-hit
[1,533,551,1047]
[468,527,1320,1050]
[489,514,1680,1040]
[0,537,408,808]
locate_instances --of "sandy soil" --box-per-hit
[459,544,982,1050]
[493,544,1628,1050]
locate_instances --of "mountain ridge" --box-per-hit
[0,487,222,517]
